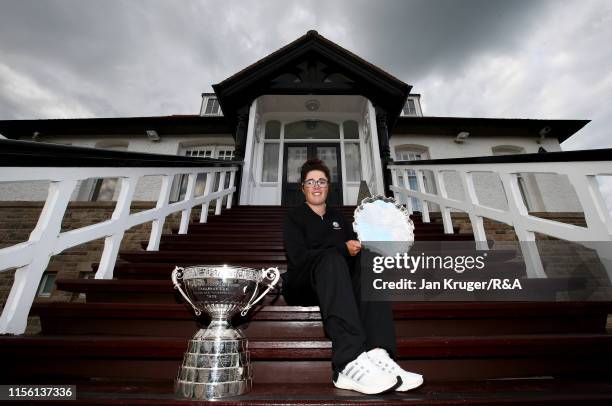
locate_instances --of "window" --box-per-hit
[37,273,56,298]
[492,145,532,210]
[395,146,430,211]
[343,121,359,139]
[344,143,362,182]
[284,120,339,139]
[185,147,213,158]
[79,142,128,201]
[396,149,423,161]
[216,148,234,160]
[403,99,417,116]
[183,145,234,160]
[265,120,281,139]
[171,145,234,201]
[202,97,221,116]
[262,144,280,182]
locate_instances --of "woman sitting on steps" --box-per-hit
[281,158,424,395]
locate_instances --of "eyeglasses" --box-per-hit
[302,179,329,188]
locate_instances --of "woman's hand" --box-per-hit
[346,240,362,256]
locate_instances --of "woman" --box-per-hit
[282,158,423,395]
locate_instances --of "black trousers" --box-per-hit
[282,249,397,373]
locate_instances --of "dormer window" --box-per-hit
[403,99,417,116]
[205,97,220,115]
[201,95,222,116]
[400,96,423,116]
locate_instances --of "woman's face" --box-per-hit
[302,169,329,206]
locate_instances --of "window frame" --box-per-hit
[171,145,235,202]
[394,145,431,211]
[201,96,222,116]
[402,99,417,116]
[37,272,57,298]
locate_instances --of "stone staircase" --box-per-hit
[2,205,612,404]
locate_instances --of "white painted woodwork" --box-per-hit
[0,164,238,334]
[388,160,612,280]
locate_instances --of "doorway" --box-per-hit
[282,143,343,206]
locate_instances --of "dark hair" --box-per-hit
[300,158,331,184]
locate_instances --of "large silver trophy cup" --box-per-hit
[171,264,280,400]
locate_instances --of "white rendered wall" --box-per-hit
[1,132,584,212]
[0,134,233,201]
[390,134,582,212]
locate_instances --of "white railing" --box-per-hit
[0,144,239,334]
[388,155,612,281]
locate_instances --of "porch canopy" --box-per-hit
[212,30,412,151]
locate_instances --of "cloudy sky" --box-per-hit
[1,0,610,148]
[1,0,611,209]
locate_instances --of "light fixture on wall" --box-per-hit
[538,126,551,144]
[454,131,470,144]
[305,99,320,111]
[146,130,161,142]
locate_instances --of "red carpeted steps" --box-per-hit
[50,379,612,405]
[1,205,611,404]
[32,301,611,338]
[4,334,612,383]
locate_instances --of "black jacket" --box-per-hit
[282,203,356,289]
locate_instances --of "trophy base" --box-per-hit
[175,378,253,399]
[175,329,252,400]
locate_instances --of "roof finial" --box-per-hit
[306,30,319,36]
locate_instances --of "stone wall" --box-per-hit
[0,201,203,334]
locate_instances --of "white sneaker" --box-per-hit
[333,351,401,395]
[367,348,424,391]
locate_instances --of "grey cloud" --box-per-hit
[334,0,553,82]
[0,0,608,134]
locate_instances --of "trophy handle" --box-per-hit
[171,266,202,316]
[240,267,280,317]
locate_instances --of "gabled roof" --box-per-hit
[213,30,411,128]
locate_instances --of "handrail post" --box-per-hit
[416,169,430,223]
[226,169,236,209]
[0,179,77,334]
[402,169,414,214]
[499,172,547,278]
[96,176,138,279]
[178,172,198,235]
[215,170,227,215]
[433,170,454,234]
[147,174,172,251]
[200,172,213,223]
[459,171,489,251]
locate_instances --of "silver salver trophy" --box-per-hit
[353,195,415,257]
[171,264,280,400]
